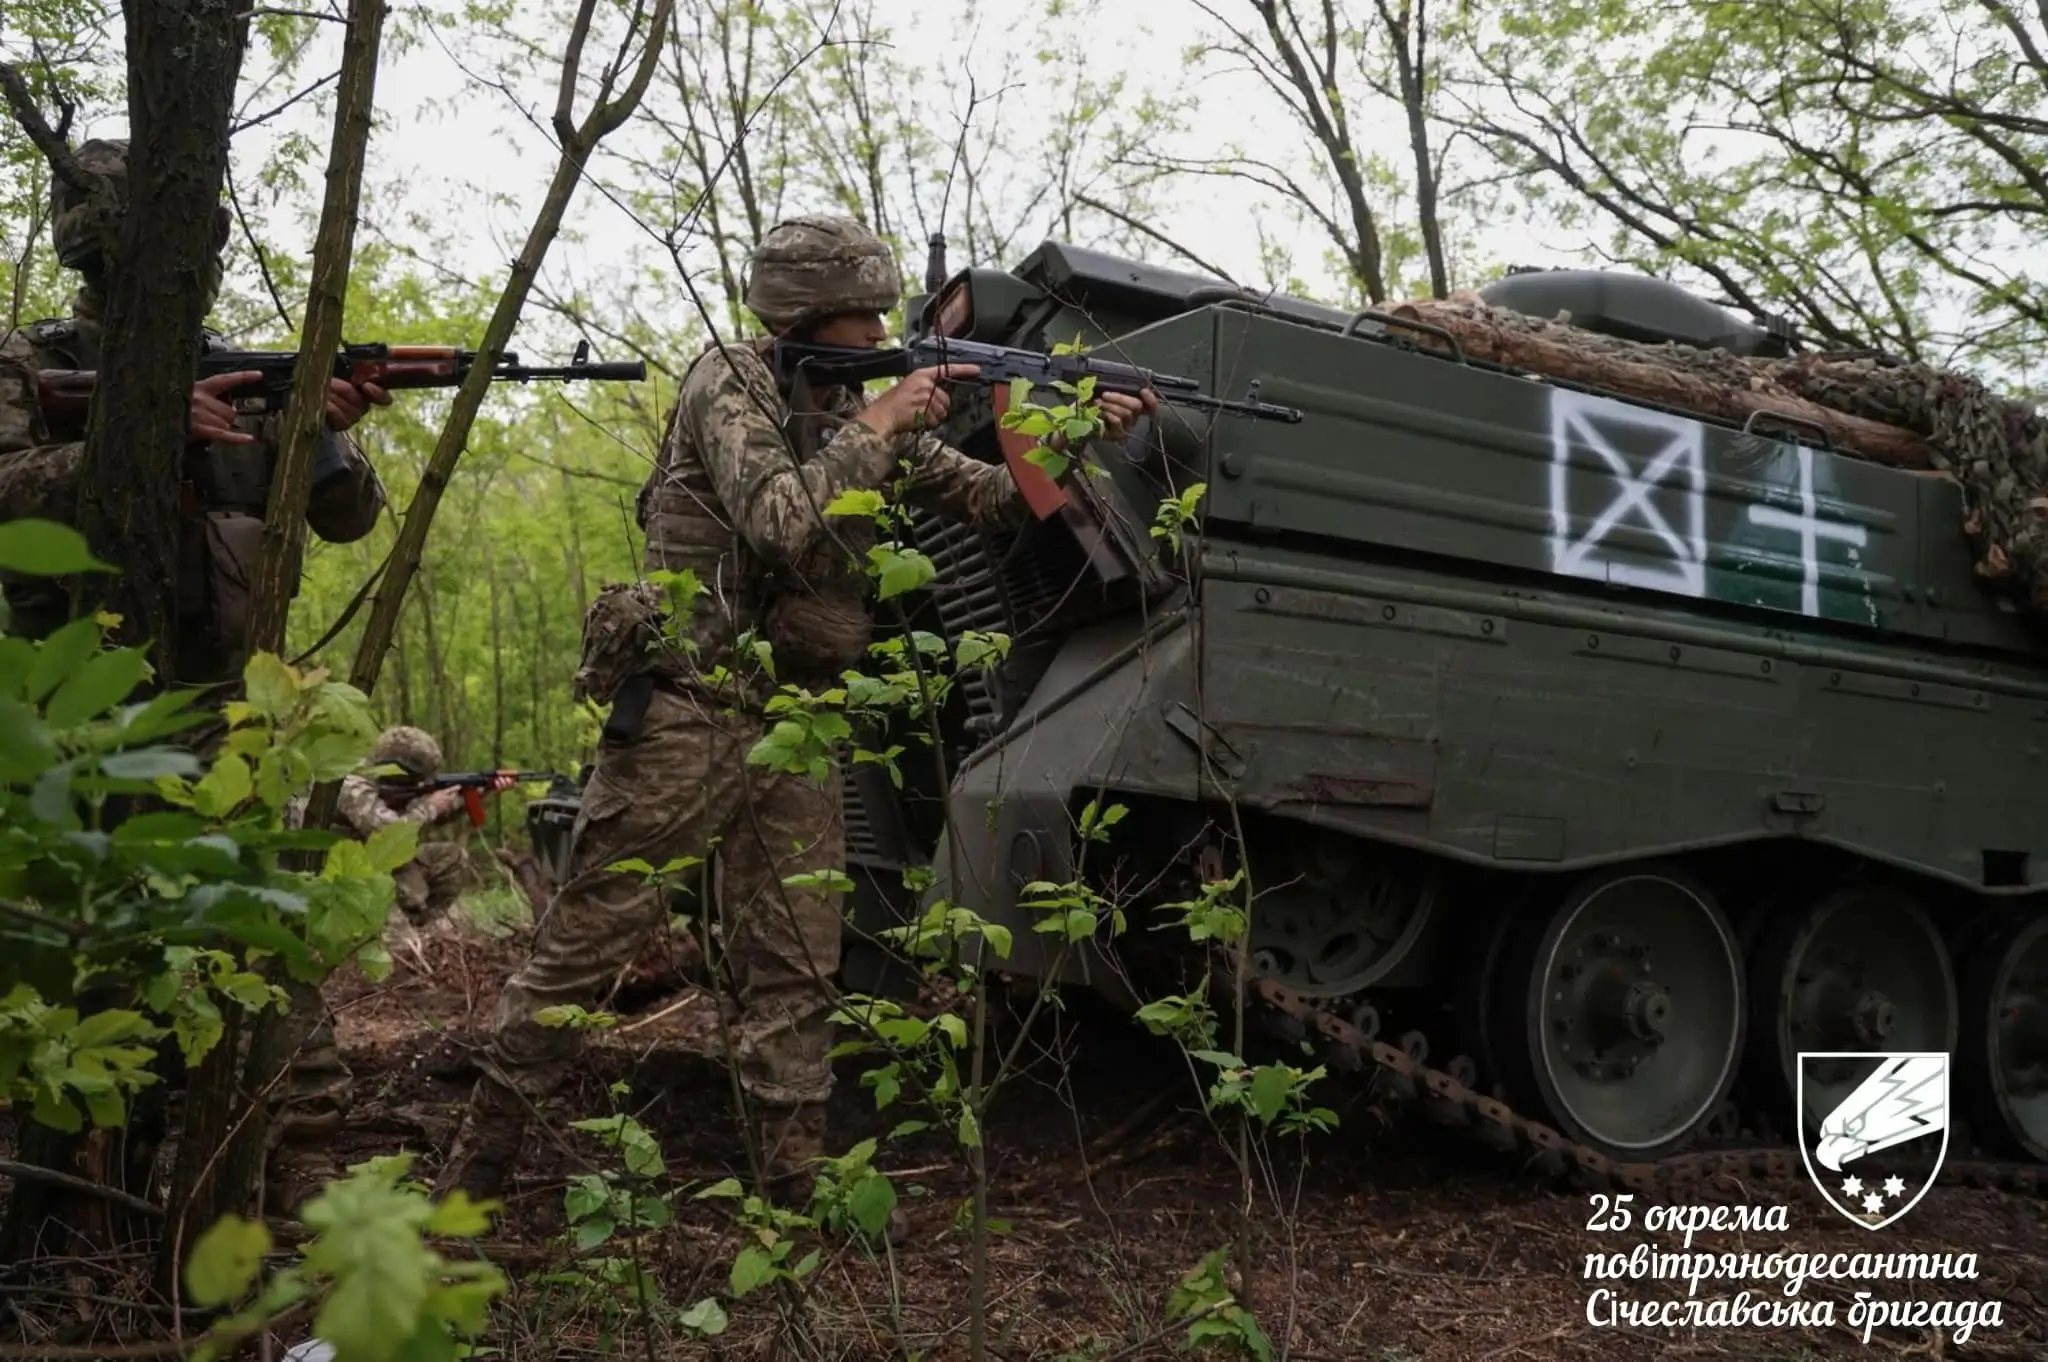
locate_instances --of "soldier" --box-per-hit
[0,138,394,1215]
[306,724,515,929]
[435,216,1154,1211]
[0,137,391,680]
[267,725,512,1209]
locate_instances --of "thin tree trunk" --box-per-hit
[0,0,251,1267]
[489,551,506,770]
[300,0,675,833]
[419,567,449,746]
[73,1,251,677]
[393,602,413,719]
[244,0,388,654]
[559,467,590,611]
[156,0,387,1294]
[529,566,548,760]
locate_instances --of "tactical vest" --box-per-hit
[635,341,879,693]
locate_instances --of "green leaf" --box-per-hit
[425,1189,496,1237]
[693,1177,745,1200]
[100,748,202,780]
[730,1244,775,1296]
[571,1213,615,1249]
[824,488,885,519]
[0,519,114,575]
[185,1214,271,1307]
[677,1297,729,1336]
[190,751,254,818]
[1248,1064,1291,1126]
[0,696,56,780]
[846,1174,897,1239]
[45,646,149,727]
[363,819,421,874]
[24,619,102,703]
[868,544,935,600]
[243,653,297,720]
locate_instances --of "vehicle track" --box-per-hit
[1246,975,2048,1201]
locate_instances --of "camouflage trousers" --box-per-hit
[268,843,473,1170]
[395,841,473,926]
[477,685,844,1111]
[262,979,352,1209]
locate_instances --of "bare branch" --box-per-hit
[0,62,92,192]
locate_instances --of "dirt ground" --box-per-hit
[0,894,2039,1361]
[296,907,2048,1362]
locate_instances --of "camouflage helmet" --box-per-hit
[368,724,443,779]
[742,214,901,333]
[49,138,232,279]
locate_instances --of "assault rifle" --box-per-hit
[33,339,647,488]
[381,769,566,828]
[768,335,1305,425]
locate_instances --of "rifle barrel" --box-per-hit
[500,361,647,382]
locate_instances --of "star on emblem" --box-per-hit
[1841,1175,1863,1197]
[1862,1192,1884,1214]
[1882,1175,1907,1197]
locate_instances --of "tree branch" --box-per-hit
[0,62,92,192]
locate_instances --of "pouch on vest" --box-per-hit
[759,587,873,678]
[574,580,670,707]
[202,510,268,656]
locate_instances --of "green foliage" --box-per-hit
[999,373,1107,482]
[1167,1247,1273,1360]
[185,1155,506,1362]
[1152,482,1207,555]
[1463,0,2048,380]
[0,521,418,1132]
[0,521,503,1356]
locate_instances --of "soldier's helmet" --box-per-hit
[48,138,232,282]
[368,724,443,780]
[742,215,901,333]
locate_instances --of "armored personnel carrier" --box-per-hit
[823,239,2048,1191]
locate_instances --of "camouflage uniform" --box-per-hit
[437,216,1026,1204]
[269,726,477,1209]
[0,139,386,1212]
[0,139,385,680]
[290,724,479,926]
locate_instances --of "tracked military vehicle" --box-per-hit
[824,239,2048,1193]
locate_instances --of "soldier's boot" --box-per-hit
[757,1101,908,1248]
[433,1072,530,1206]
[265,1144,342,1218]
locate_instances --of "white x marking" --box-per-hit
[1548,392,1706,597]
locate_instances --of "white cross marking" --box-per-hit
[1745,443,1867,617]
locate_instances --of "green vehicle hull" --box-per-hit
[828,243,2048,1175]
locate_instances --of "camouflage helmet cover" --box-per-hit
[49,137,232,277]
[742,214,901,332]
[368,724,443,778]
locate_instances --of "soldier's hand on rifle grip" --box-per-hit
[1096,388,1158,441]
[324,378,392,432]
[856,363,981,440]
[189,370,261,445]
[488,772,517,793]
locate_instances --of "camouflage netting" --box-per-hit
[1772,356,2048,604]
[1390,294,2048,612]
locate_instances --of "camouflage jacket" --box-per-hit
[0,315,386,672]
[285,775,462,840]
[628,337,1024,698]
